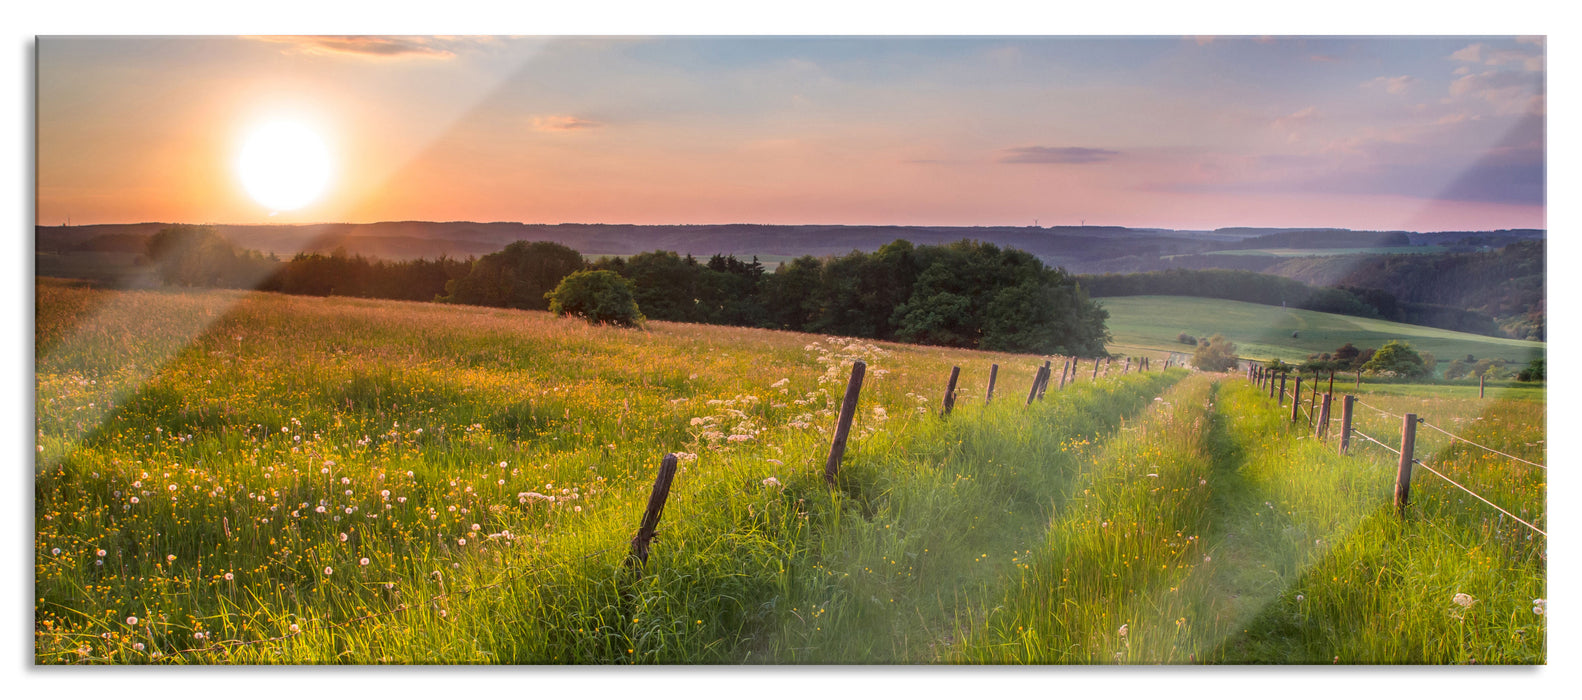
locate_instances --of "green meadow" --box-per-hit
[34,281,1543,664]
[1097,295,1544,366]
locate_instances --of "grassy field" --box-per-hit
[1098,295,1544,367]
[33,281,1544,664]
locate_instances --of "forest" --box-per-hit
[134,225,1112,357]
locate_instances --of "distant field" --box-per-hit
[1173,246,1450,258]
[1098,295,1544,366]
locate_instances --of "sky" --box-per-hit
[36,35,1545,231]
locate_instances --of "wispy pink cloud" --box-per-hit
[532,115,603,132]
[1363,75,1417,95]
[249,36,465,60]
[1000,146,1119,164]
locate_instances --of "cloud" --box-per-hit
[1448,41,1543,72]
[1000,146,1120,164]
[1271,107,1319,143]
[250,36,463,60]
[1451,70,1544,114]
[1363,75,1417,95]
[532,115,602,131]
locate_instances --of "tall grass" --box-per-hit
[34,282,1179,663]
[955,376,1544,664]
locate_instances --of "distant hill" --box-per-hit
[33,221,1544,275]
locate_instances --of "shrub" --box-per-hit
[1360,340,1428,379]
[1191,334,1239,372]
[1177,333,1197,346]
[546,270,644,327]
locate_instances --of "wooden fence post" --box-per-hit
[1315,392,1332,440]
[824,360,866,486]
[1338,395,1355,455]
[1278,372,1287,407]
[985,363,999,405]
[1026,365,1046,406]
[1091,359,1100,379]
[1290,376,1302,422]
[941,365,960,417]
[628,453,679,573]
[1123,357,1131,374]
[1037,360,1052,399]
[1059,359,1070,390]
[1355,368,1361,391]
[1479,374,1485,399]
[1394,413,1418,515]
[1269,371,1277,400]
[1308,374,1320,429]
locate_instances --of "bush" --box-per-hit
[1517,358,1545,382]
[1360,340,1428,379]
[1191,334,1239,372]
[546,270,644,327]
[1177,333,1198,346]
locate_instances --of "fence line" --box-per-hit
[1354,399,1401,420]
[1419,419,1547,470]
[1410,459,1547,537]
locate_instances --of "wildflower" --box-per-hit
[126,616,138,626]
[1295,594,1304,602]
[1533,598,1546,615]
[763,477,783,488]
[471,523,481,532]
[360,558,370,566]
[193,631,206,640]
[166,554,176,562]
[381,490,390,499]
[1453,593,1476,608]
[315,505,327,513]
[324,566,333,575]
[50,547,60,556]
[289,623,300,633]
[1118,624,1128,638]
[458,538,467,546]
[339,533,349,542]
[132,643,144,652]
[224,572,234,581]
[130,496,139,504]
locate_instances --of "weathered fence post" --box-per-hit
[1355,368,1361,391]
[824,360,866,486]
[1091,359,1100,379]
[1394,413,1418,515]
[1278,372,1287,407]
[628,453,679,573]
[1026,365,1046,406]
[1308,373,1320,429]
[1338,395,1355,455]
[1479,374,1486,399]
[1037,360,1052,399]
[1290,375,1303,423]
[985,363,999,405]
[1059,359,1070,390]
[1328,369,1335,396]
[941,365,960,417]
[1315,392,1332,440]
[1269,371,1278,400]
[1123,357,1131,374]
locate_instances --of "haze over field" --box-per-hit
[38,36,1543,232]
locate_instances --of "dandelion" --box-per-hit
[360,557,370,566]
[224,572,234,581]
[289,623,300,633]
[166,554,176,562]
[1295,594,1305,602]
[50,547,60,556]
[380,490,390,499]
[324,566,333,575]
[339,533,349,542]
[1453,593,1476,608]
[193,631,206,640]
[126,616,138,626]
[458,538,467,546]
[130,496,139,504]
[471,523,481,531]
[132,643,144,652]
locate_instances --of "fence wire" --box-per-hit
[1419,419,1547,470]
[1412,459,1547,538]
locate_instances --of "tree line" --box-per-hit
[141,225,1112,357]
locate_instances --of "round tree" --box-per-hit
[1360,340,1428,378]
[1191,334,1239,372]
[546,270,644,327]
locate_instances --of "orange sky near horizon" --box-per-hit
[36,36,1546,232]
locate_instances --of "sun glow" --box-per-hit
[237,121,333,212]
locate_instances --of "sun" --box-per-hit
[237,120,333,212]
